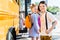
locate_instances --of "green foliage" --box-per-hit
[47,6,60,14]
[35,2,39,6]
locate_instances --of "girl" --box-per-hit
[29,4,40,40]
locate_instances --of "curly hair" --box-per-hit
[30,4,36,10]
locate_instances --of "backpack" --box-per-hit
[38,16,41,27]
[25,14,41,29]
[25,15,32,29]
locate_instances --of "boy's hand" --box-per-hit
[45,30,49,34]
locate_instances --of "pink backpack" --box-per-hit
[38,16,41,27]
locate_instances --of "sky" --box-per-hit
[31,0,60,7]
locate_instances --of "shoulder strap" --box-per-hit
[45,13,48,30]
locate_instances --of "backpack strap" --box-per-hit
[45,13,48,30]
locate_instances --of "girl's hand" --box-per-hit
[37,31,40,34]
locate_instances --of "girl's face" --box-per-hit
[39,3,47,12]
[35,6,39,13]
[31,6,37,13]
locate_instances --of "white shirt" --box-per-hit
[40,12,56,36]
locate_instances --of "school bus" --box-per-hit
[0,0,19,40]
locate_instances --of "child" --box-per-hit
[29,4,40,40]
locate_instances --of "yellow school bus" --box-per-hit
[0,0,19,40]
